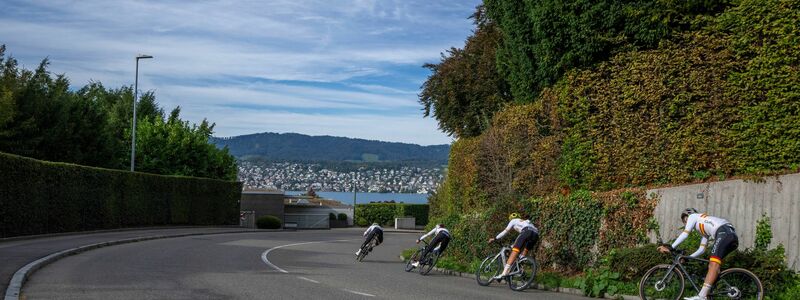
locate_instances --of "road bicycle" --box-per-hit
[404,240,441,275]
[356,235,378,262]
[639,246,763,300]
[476,244,537,291]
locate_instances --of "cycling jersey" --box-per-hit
[363,225,382,237]
[672,213,737,262]
[495,218,537,240]
[419,225,450,241]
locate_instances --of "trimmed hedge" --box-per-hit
[256,215,282,229]
[355,203,429,226]
[0,152,241,238]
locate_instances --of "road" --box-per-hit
[23,228,588,299]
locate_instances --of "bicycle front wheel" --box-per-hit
[639,264,685,300]
[420,252,439,275]
[508,257,537,291]
[476,254,502,286]
[405,249,421,272]
[711,268,763,300]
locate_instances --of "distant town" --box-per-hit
[238,161,444,194]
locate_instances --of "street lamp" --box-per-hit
[131,54,153,172]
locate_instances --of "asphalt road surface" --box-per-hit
[23,228,589,299]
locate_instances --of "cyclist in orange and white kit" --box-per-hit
[658,208,739,300]
[488,213,539,280]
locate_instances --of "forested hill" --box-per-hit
[211,132,450,163]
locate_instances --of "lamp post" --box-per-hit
[131,54,153,172]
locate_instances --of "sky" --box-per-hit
[0,0,482,145]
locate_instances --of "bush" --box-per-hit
[355,203,429,226]
[0,152,241,238]
[328,212,336,221]
[337,213,347,221]
[256,215,282,229]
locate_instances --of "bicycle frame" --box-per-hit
[488,246,526,275]
[659,253,709,294]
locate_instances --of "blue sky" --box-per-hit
[0,0,482,145]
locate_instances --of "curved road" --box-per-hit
[23,228,587,299]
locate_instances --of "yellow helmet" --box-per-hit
[508,213,520,221]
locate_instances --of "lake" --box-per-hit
[286,191,429,204]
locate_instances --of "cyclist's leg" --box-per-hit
[422,233,444,260]
[500,230,532,277]
[521,231,538,258]
[700,225,739,298]
[437,235,450,255]
[361,231,375,249]
[376,229,384,245]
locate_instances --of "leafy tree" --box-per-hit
[135,107,237,181]
[419,6,512,138]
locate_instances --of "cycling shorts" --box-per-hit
[710,224,738,265]
[512,228,538,252]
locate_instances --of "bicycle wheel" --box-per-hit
[420,252,439,275]
[405,249,421,272]
[356,245,368,262]
[710,268,763,300]
[639,264,685,300]
[476,254,502,286]
[508,257,537,291]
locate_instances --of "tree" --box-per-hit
[419,6,511,138]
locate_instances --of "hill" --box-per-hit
[211,132,450,164]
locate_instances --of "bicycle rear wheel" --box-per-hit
[405,249,421,272]
[476,254,502,286]
[356,245,368,262]
[639,264,685,300]
[508,257,537,291]
[710,268,763,300]
[420,252,439,275]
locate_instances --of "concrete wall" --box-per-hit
[240,191,285,222]
[648,173,800,270]
[284,205,354,226]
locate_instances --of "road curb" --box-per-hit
[3,229,270,300]
[398,256,639,300]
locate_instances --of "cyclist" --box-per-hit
[411,223,451,267]
[488,213,539,280]
[658,208,739,300]
[356,222,383,256]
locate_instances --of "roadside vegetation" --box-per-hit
[418,0,799,298]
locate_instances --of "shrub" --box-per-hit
[256,215,281,229]
[337,213,347,221]
[355,203,429,226]
[0,152,241,238]
[328,212,336,221]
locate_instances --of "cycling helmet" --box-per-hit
[372,222,379,226]
[680,208,698,220]
[508,213,520,221]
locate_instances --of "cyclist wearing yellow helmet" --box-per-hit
[488,212,539,280]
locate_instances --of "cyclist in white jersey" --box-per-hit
[658,208,739,300]
[488,213,539,280]
[411,224,451,267]
[356,223,383,256]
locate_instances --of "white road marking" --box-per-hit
[342,289,376,297]
[260,239,351,273]
[297,276,320,284]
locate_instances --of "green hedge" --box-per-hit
[355,203,429,226]
[256,215,282,229]
[0,152,241,238]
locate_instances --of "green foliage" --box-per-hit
[574,268,622,298]
[727,245,795,295]
[0,46,236,180]
[419,6,511,138]
[755,213,772,251]
[355,203,429,226]
[0,152,241,238]
[530,191,603,270]
[337,213,347,221]
[256,215,282,229]
[720,0,800,172]
[484,0,730,103]
[328,212,337,221]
